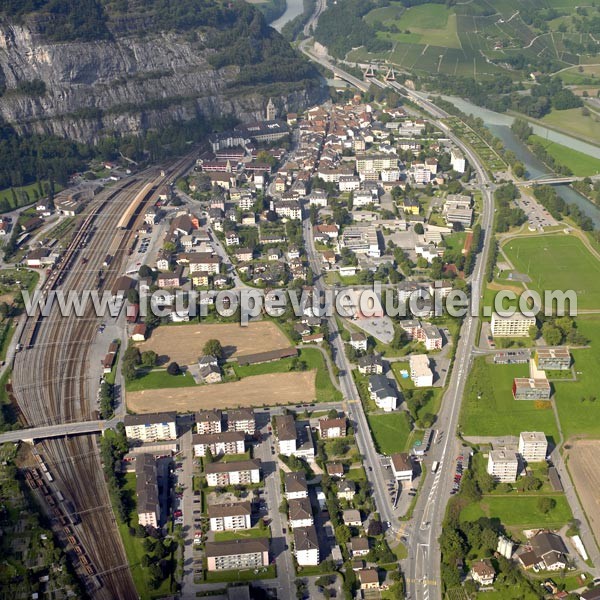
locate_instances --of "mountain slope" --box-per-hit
[0,0,322,142]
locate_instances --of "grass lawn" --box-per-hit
[367,412,412,454]
[214,527,270,542]
[346,466,367,482]
[540,107,600,146]
[126,369,196,392]
[118,474,173,600]
[502,234,600,310]
[232,348,342,403]
[528,134,600,176]
[554,316,600,439]
[459,357,559,441]
[0,181,60,212]
[460,495,573,529]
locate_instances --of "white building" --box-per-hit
[409,354,433,387]
[518,431,548,463]
[451,149,466,174]
[368,374,398,412]
[391,453,413,481]
[135,454,160,528]
[487,449,519,483]
[205,460,261,487]
[491,312,536,337]
[124,412,177,443]
[350,332,368,352]
[288,497,314,529]
[208,502,252,531]
[275,415,297,456]
[284,471,309,500]
[192,431,246,457]
[294,526,320,566]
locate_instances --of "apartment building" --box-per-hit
[368,374,398,412]
[275,414,297,456]
[422,323,443,350]
[196,410,222,435]
[205,539,269,571]
[512,378,551,400]
[355,153,397,174]
[208,501,252,532]
[410,354,433,387]
[124,412,177,442]
[294,526,320,566]
[227,408,256,435]
[284,471,309,500]
[205,460,262,487]
[487,449,520,482]
[192,431,245,457]
[536,348,571,371]
[288,497,314,529]
[518,431,548,463]
[491,312,536,337]
[135,454,160,528]
[451,149,466,173]
[318,417,347,439]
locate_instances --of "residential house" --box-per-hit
[337,480,356,501]
[157,266,184,289]
[471,560,495,586]
[208,501,252,532]
[342,509,362,527]
[350,537,370,558]
[518,531,569,571]
[350,332,368,352]
[368,374,397,412]
[131,323,147,342]
[358,569,380,590]
[235,248,253,262]
[357,354,384,375]
[327,462,344,478]
[318,417,347,439]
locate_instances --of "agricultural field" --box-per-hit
[126,371,317,413]
[135,321,291,365]
[348,0,595,78]
[564,439,600,544]
[459,357,559,440]
[502,234,600,310]
[528,134,600,176]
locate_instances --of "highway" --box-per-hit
[10,155,196,598]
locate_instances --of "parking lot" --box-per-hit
[517,195,557,230]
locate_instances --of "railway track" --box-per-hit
[11,154,195,598]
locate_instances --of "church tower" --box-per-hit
[266,97,276,121]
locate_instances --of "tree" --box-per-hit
[139,264,155,280]
[167,362,181,376]
[327,408,339,419]
[542,322,563,345]
[141,350,158,368]
[202,339,223,359]
[538,496,556,514]
[414,223,424,235]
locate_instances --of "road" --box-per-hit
[302,215,398,530]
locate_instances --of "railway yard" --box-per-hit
[9,155,195,599]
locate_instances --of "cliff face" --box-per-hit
[0,23,322,143]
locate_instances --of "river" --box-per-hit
[271,0,305,32]
[441,95,600,228]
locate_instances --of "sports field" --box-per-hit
[528,135,600,176]
[136,321,290,365]
[127,371,316,413]
[459,358,559,440]
[502,234,600,310]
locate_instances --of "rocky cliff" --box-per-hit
[0,3,323,143]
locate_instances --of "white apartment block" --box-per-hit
[205,539,269,571]
[294,526,320,566]
[284,471,309,500]
[205,460,261,487]
[288,497,314,529]
[275,415,297,456]
[192,431,245,457]
[491,312,536,337]
[208,502,252,531]
[487,449,519,482]
[451,149,466,174]
[124,412,177,442]
[196,410,222,435]
[518,431,548,463]
[409,354,433,387]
